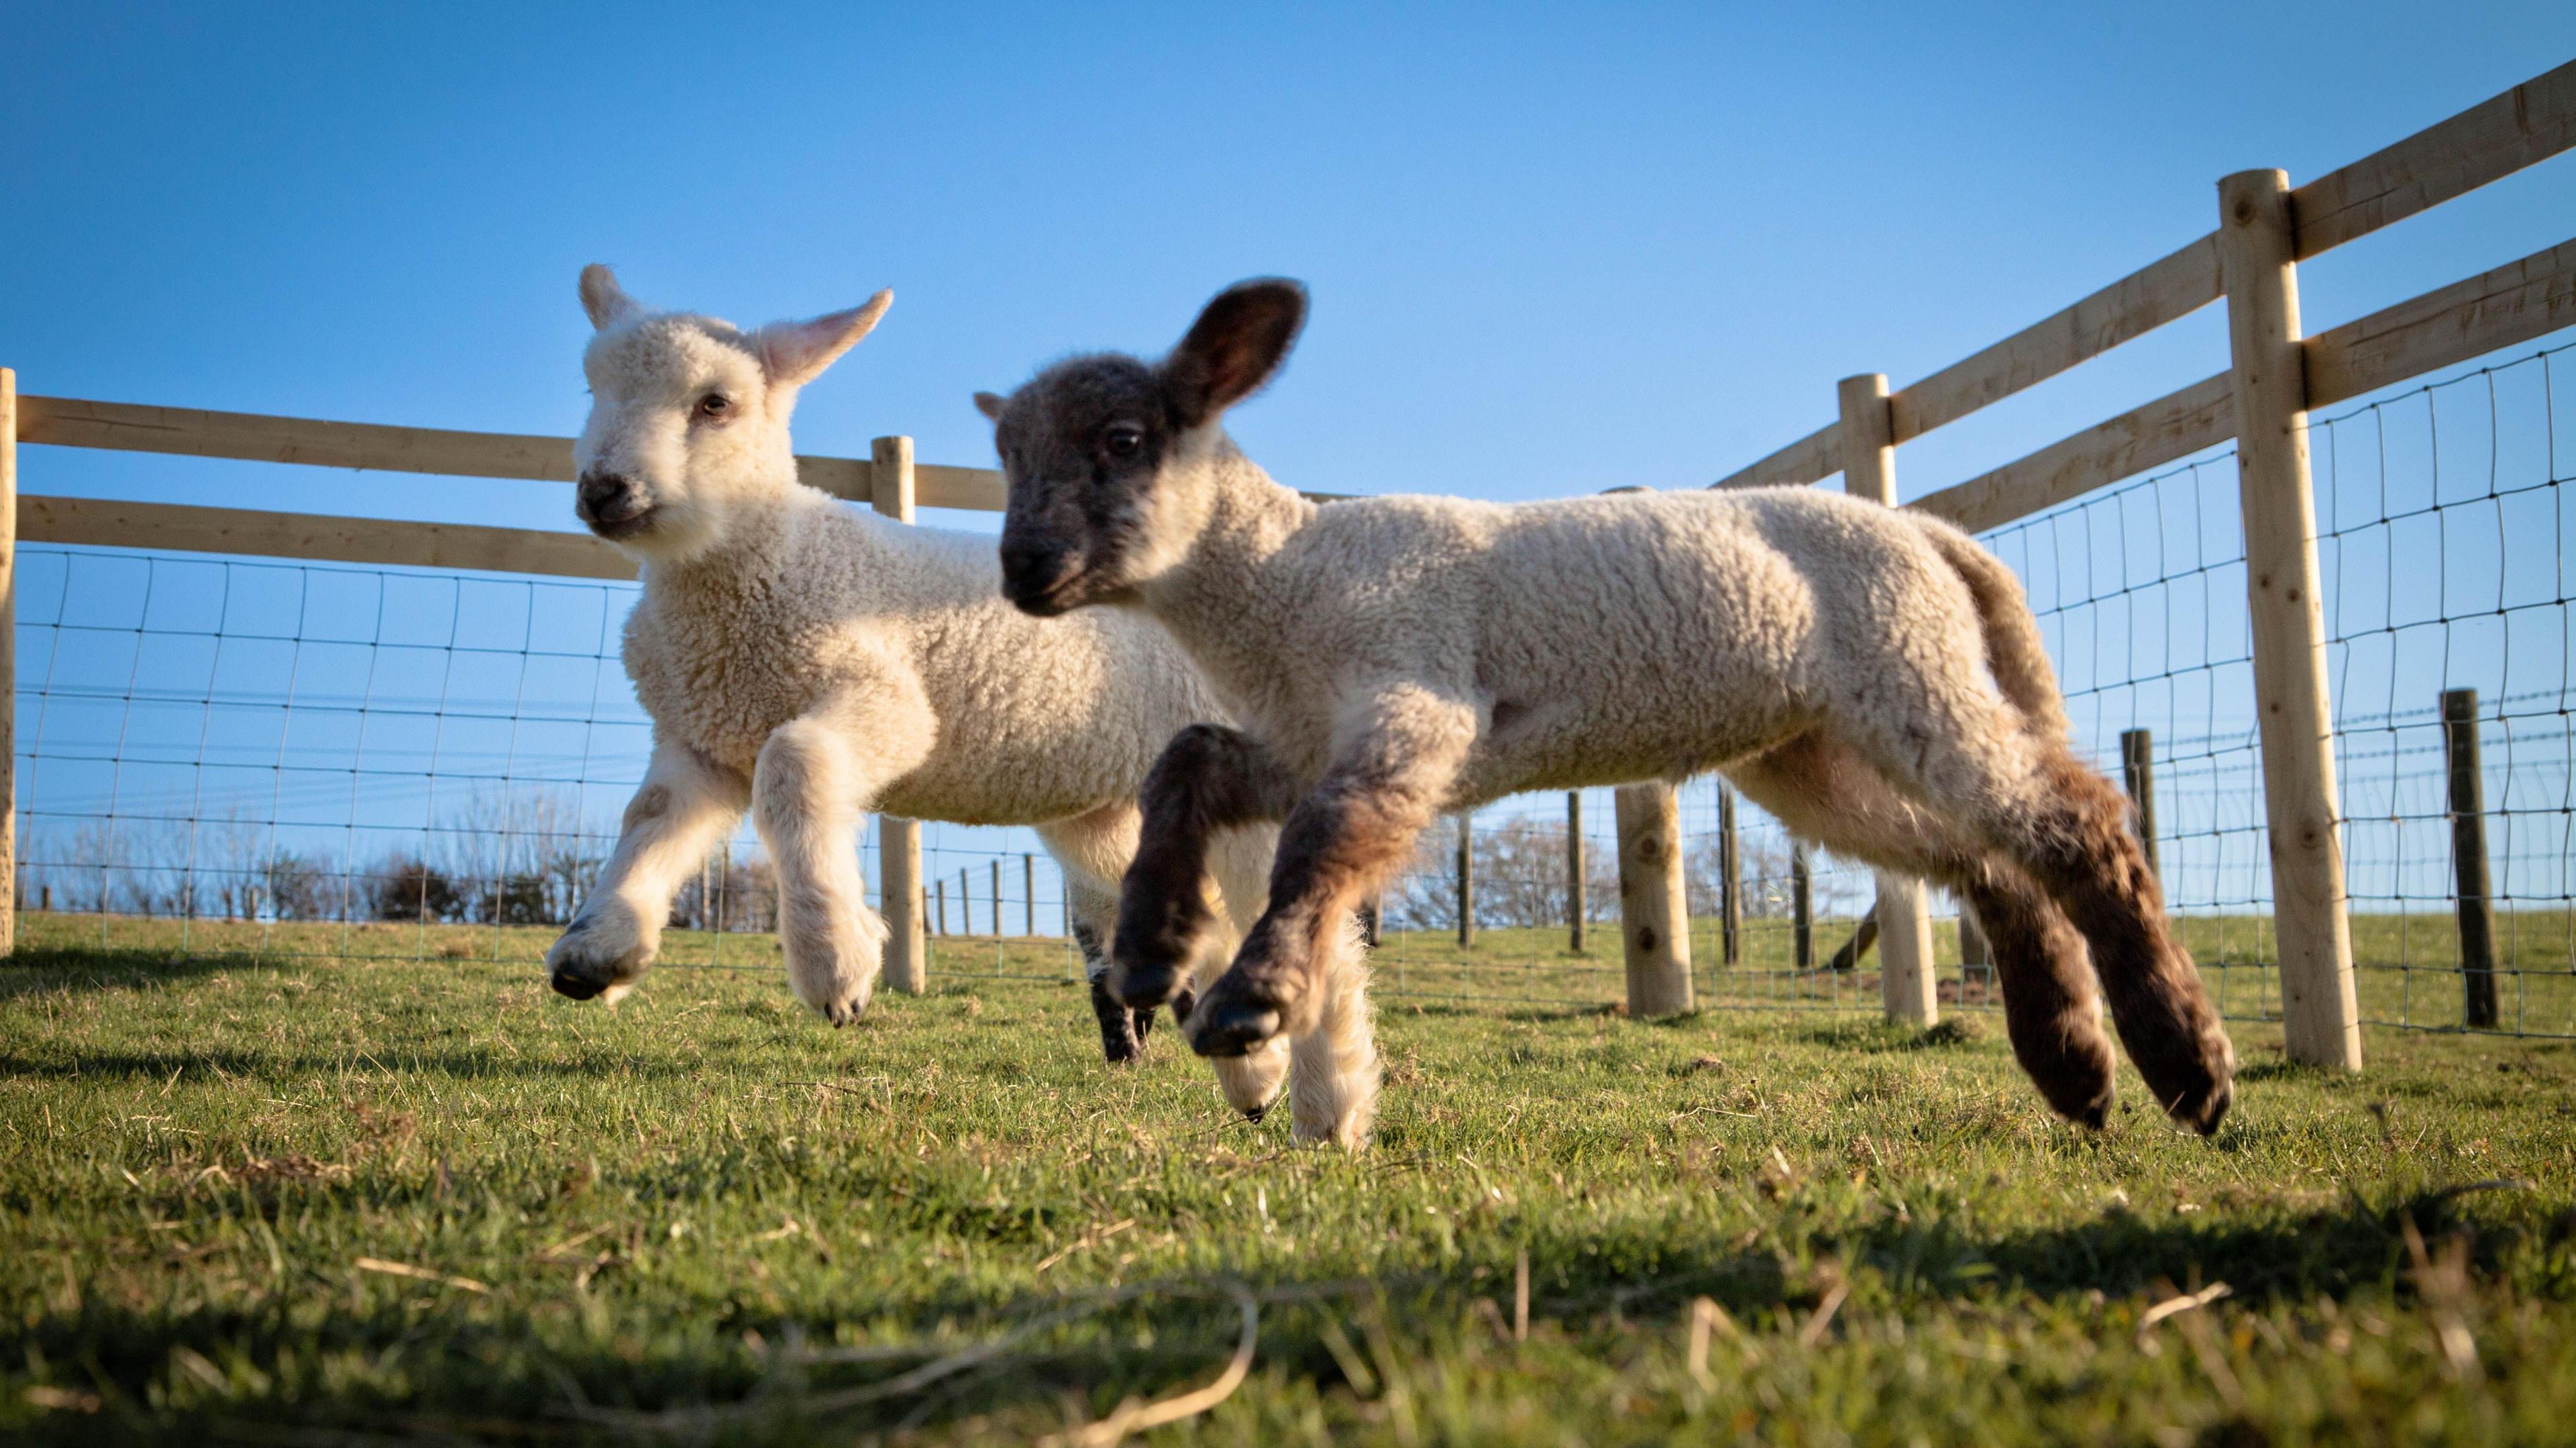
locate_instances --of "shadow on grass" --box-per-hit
[0,1048,704,1083]
[0,948,255,1000]
[9,1184,2553,1446]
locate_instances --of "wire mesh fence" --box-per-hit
[15,336,2576,1037]
[10,548,1092,987]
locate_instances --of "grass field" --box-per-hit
[5,914,2575,1444]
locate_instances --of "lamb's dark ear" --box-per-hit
[973,391,1008,422]
[1165,278,1307,429]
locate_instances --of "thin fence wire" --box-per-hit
[15,335,2576,1037]
[11,550,1091,989]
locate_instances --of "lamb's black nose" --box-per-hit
[998,536,1075,612]
[576,470,643,524]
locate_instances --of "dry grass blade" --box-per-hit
[1034,1217,1137,1275]
[1044,1280,1259,1448]
[2138,1281,2231,1333]
[354,1257,488,1294]
[1796,1278,1849,1349]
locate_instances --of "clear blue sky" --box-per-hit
[7,3,2572,524]
[6,5,2574,946]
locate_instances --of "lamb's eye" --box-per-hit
[1104,425,1144,458]
[695,394,731,420]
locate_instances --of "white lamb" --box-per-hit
[544,267,1368,1143]
[975,278,2237,1136]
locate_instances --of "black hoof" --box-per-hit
[1090,977,1143,1064]
[1111,958,1180,1013]
[2177,1078,2232,1137]
[1187,987,1283,1059]
[549,971,604,1001]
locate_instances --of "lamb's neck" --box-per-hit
[641,483,819,601]
[1141,446,1318,693]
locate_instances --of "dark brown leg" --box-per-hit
[2012,749,2235,1134]
[1190,689,1476,1057]
[1111,725,1299,1011]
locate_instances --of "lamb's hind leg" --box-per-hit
[2002,745,2234,1133]
[1727,733,2116,1127]
[1821,644,2233,1132]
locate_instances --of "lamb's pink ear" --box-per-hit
[757,290,894,388]
[973,391,1007,421]
[579,265,641,331]
[1165,278,1307,428]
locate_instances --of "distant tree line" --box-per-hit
[1380,807,1861,934]
[21,787,777,932]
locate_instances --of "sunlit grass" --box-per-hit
[3,913,2573,1443]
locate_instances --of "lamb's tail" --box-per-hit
[1921,520,2070,742]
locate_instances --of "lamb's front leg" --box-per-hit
[753,715,892,1026]
[1190,685,1476,1058]
[1110,724,1299,1012]
[548,739,750,1002]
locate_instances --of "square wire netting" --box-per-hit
[11,547,1091,987]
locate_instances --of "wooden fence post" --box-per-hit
[1839,372,1937,1025]
[1455,812,1474,948]
[2121,728,2161,881]
[2442,687,2500,1028]
[2218,170,2361,1070]
[0,370,13,957]
[871,436,926,992]
[1565,791,1586,954]
[1615,781,1693,1016]
[1716,783,1741,966]
[1791,846,1813,972]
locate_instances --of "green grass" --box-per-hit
[5,914,2576,1444]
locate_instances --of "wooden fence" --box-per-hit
[3,62,2571,1054]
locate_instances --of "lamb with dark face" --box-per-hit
[984,281,1306,616]
[974,278,2237,1141]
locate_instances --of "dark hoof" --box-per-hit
[1091,977,1143,1064]
[2171,1076,2233,1137]
[549,970,605,1001]
[1186,983,1283,1059]
[1110,957,1180,1013]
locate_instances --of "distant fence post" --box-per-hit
[2441,687,2501,1029]
[1565,791,1586,954]
[1839,372,1937,1025]
[1716,784,1741,966]
[1615,782,1693,1016]
[1791,846,1813,971]
[1023,854,1036,937]
[2218,170,2361,1070]
[871,435,926,993]
[1,368,14,956]
[1456,812,1474,948]
[2120,728,2160,881]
